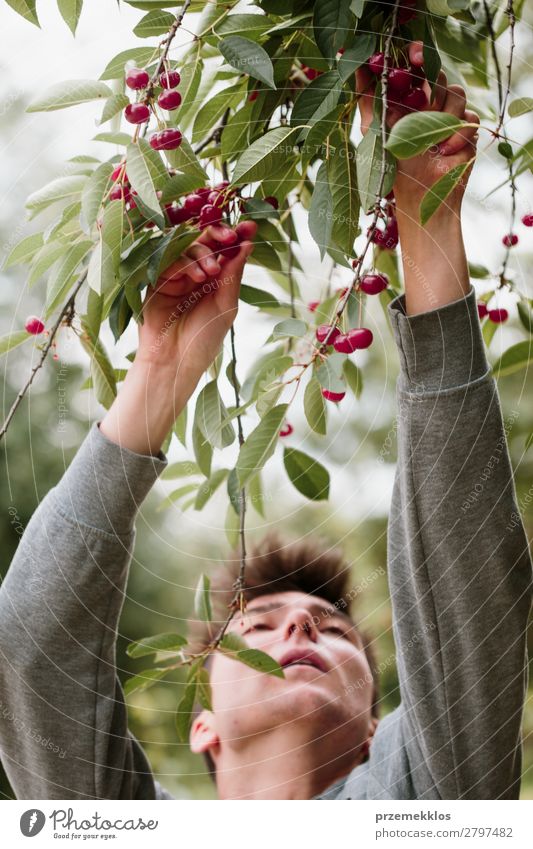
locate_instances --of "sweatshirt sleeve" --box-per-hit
[0,422,169,799]
[374,285,532,799]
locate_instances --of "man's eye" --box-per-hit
[242,622,272,634]
[322,626,348,638]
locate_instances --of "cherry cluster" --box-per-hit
[367,49,428,112]
[164,182,238,232]
[502,214,533,247]
[477,304,509,324]
[123,66,183,151]
[369,193,398,250]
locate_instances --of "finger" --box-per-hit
[187,243,221,276]
[214,240,255,312]
[159,254,206,284]
[199,223,238,246]
[408,41,424,67]
[235,219,257,242]
[438,110,480,156]
[442,84,467,119]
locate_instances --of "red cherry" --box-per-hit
[248,89,259,102]
[521,214,533,227]
[401,87,428,111]
[109,184,130,202]
[264,196,279,209]
[111,164,127,182]
[159,70,181,89]
[158,89,182,111]
[302,66,321,81]
[184,193,206,216]
[199,204,223,229]
[488,308,509,324]
[316,324,341,344]
[308,301,320,312]
[398,1,418,24]
[360,273,389,295]
[333,327,373,353]
[322,389,345,402]
[279,423,294,437]
[25,315,45,335]
[166,205,192,225]
[368,52,385,76]
[477,303,489,319]
[150,128,182,150]
[207,190,228,210]
[125,68,149,90]
[502,233,518,247]
[124,103,150,125]
[388,68,411,94]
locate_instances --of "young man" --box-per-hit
[0,54,531,800]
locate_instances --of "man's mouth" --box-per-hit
[279,650,327,673]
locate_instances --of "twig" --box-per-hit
[318,0,400,348]
[0,272,87,442]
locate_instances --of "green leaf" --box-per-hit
[249,471,265,517]
[99,93,130,125]
[468,262,491,279]
[328,128,359,254]
[81,162,113,228]
[508,98,533,118]
[133,9,175,36]
[291,71,343,130]
[239,284,284,311]
[236,404,287,487]
[195,574,212,622]
[3,233,43,269]
[386,112,469,159]
[357,128,395,213]
[315,354,346,395]
[93,131,132,146]
[45,240,93,317]
[219,36,275,90]
[0,330,31,356]
[164,135,208,181]
[100,48,156,80]
[160,173,205,203]
[28,242,67,286]
[194,468,229,510]
[127,633,187,659]
[195,380,235,450]
[86,238,115,296]
[314,0,352,63]
[192,83,245,144]
[271,319,307,340]
[27,79,112,112]
[4,0,39,26]
[79,319,117,409]
[492,341,533,378]
[420,161,472,224]
[124,668,167,696]
[57,0,83,34]
[517,301,533,334]
[192,420,213,477]
[232,126,300,185]
[482,317,498,349]
[176,676,198,743]
[196,666,212,711]
[216,13,272,38]
[343,358,363,398]
[126,142,161,221]
[174,405,187,448]
[219,635,284,678]
[304,378,327,435]
[309,161,333,259]
[283,447,330,501]
[101,199,124,271]
[26,175,86,215]
[161,460,199,480]
[337,33,376,81]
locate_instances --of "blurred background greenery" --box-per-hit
[1,1,532,802]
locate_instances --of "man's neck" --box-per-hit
[214,725,362,800]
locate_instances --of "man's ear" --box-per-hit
[190,710,220,755]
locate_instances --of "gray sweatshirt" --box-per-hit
[0,286,531,800]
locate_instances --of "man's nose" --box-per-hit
[283,609,318,642]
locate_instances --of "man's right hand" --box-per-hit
[100,219,256,456]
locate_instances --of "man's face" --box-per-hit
[192,591,374,760]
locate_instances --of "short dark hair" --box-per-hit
[188,531,379,778]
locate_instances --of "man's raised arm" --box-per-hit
[0,223,256,798]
